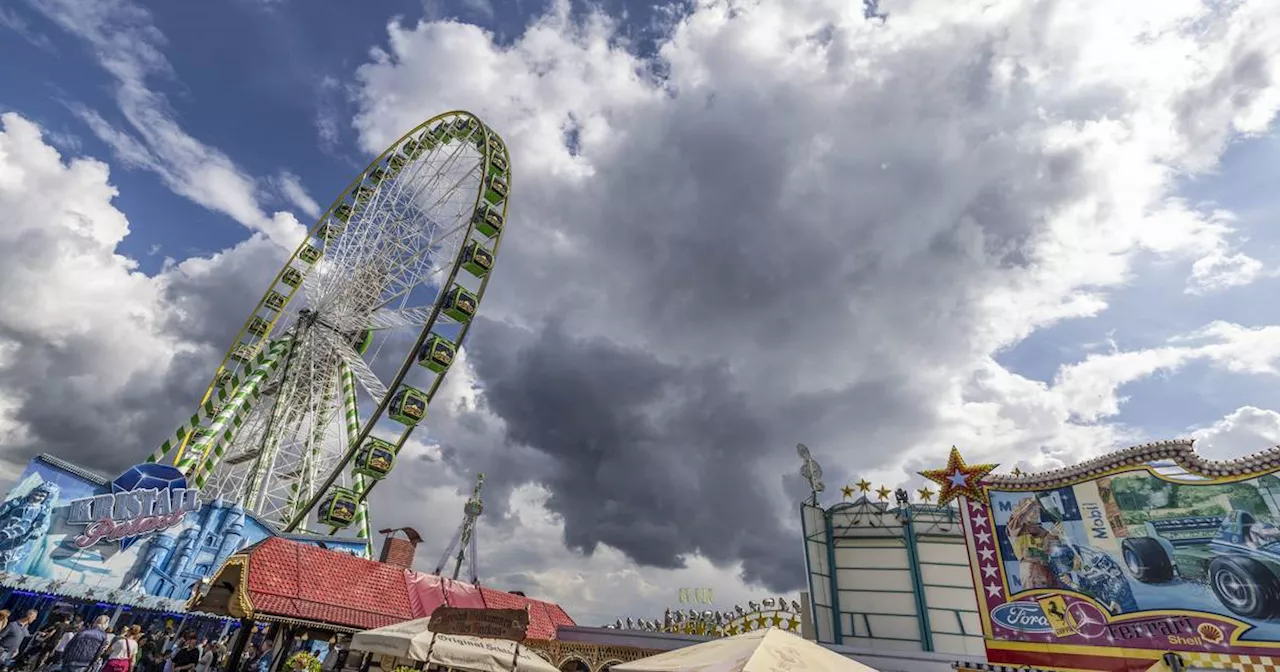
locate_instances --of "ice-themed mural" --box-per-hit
[0,454,368,608]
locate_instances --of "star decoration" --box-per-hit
[876,485,892,501]
[786,617,800,631]
[769,614,783,627]
[856,479,872,493]
[919,446,998,506]
[917,486,935,502]
[841,484,854,500]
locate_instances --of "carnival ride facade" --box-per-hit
[919,442,1280,672]
[145,111,511,552]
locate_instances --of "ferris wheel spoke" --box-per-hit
[327,334,390,402]
[366,306,439,330]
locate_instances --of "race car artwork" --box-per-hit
[1122,509,1280,619]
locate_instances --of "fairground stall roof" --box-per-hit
[192,536,575,636]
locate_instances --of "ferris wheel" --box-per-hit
[147,111,511,549]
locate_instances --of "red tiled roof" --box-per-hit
[476,585,576,640]
[237,538,575,637]
[243,538,414,630]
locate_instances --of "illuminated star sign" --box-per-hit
[856,479,872,493]
[918,446,998,507]
[875,486,892,501]
[841,484,854,500]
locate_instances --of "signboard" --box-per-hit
[678,587,714,604]
[430,607,529,642]
[957,443,1280,671]
[66,463,202,550]
[0,454,368,608]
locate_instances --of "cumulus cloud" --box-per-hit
[347,0,1280,593]
[1193,406,1280,460]
[0,112,286,485]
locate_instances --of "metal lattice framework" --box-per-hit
[148,111,512,548]
[434,473,485,583]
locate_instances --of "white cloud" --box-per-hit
[1187,248,1268,294]
[0,111,182,481]
[272,171,322,220]
[30,0,309,249]
[1193,406,1280,460]
[0,110,289,484]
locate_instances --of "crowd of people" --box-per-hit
[0,610,240,672]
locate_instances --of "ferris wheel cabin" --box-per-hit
[264,291,286,312]
[461,241,494,278]
[443,285,478,322]
[484,175,508,206]
[317,487,359,528]
[281,267,303,288]
[349,328,373,355]
[389,385,429,425]
[487,152,509,177]
[471,204,503,238]
[247,316,271,337]
[417,334,457,373]
[354,437,397,480]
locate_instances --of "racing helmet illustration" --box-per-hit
[1049,544,1079,575]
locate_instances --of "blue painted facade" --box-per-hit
[0,453,368,612]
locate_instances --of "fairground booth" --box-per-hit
[188,533,576,672]
[0,454,371,641]
[926,440,1280,672]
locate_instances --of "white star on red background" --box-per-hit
[964,501,1007,609]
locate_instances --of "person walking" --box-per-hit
[170,634,199,672]
[61,616,110,672]
[0,610,37,668]
[100,626,138,672]
[195,639,214,672]
[52,616,85,668]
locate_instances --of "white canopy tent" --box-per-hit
[612,628,880,672]
[349,617,560,672]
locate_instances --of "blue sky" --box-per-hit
[996,132,1280,439]
[0,0,685,266]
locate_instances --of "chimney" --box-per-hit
[377,527,423,569]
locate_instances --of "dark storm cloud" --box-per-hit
[347,5,1152,594]
[0,237,285,481]
[464,318,804,590]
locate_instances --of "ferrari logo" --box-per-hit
[1036,595,1078,637]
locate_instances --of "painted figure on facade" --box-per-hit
[1006,496,1062,590]
[1048,544,1139,614]
[0,483,59,571]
